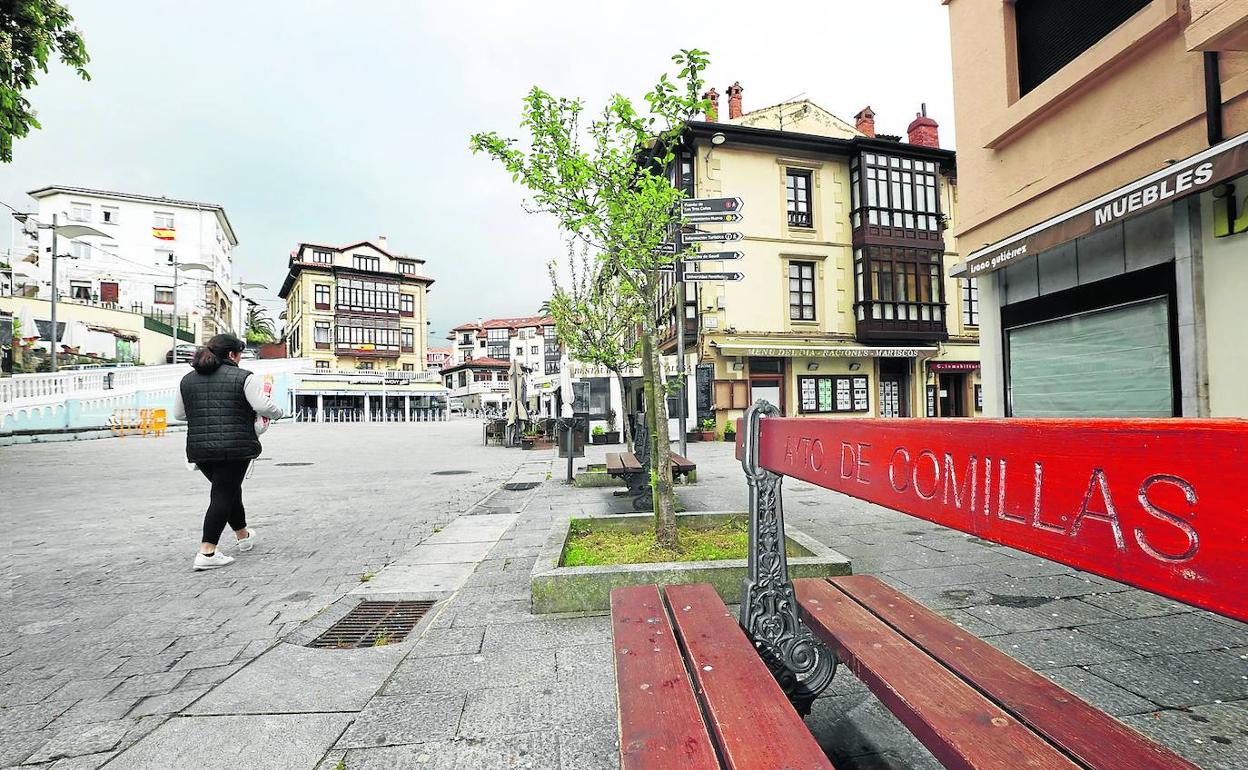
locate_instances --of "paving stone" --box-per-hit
[887,563,1005,589]
[0,678,65,707]
[187,642,407,715]
[0,699,74,734]
[1120,701,1248,770]
[104,713,353,770]
[129,686,211,717]
[48,750,118,769]
[178,662,244,688]
[457,683,615,738]
[109,671,187,701]
[934,608,1006,638]
[384,648,555,695]
[25,720,130,764]
[555,642,613,684]
[961,597,1124,634]
[985,627,1141,669]
[559,729,620,770]
[1040,666,1159,716]
[338,732,561,769]
[50,698,140,727]
[1081,590,1195,619]
[1079,614,1248,656]
[410,628,485,658]
[335,692,466,749]
[1087,650,1248,708]
[48,677,123,703]
[171,644,245,671]
[480,615,611,651]
[806,693,942,769]
[0,729,51,766]
[111,653,184,677]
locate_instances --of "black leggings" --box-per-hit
[198,460,251,545]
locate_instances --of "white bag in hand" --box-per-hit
[255,374,274,436]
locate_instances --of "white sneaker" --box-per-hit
[236,527,259,553]
[193,551,235,571]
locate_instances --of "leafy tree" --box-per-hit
[0,0,91,163]
[471,49,709,548]
[546,242,641,444]
[245,305,276,344]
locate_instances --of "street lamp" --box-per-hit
[235,280,268,338]
[11,212,109,372]
[171,261,212,364]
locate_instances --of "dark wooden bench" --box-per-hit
[611,582,832,770]
[608,403,1246,769]
[605,415,695,510]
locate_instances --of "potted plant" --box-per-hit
[697,418,717,442]
[591,425,608,445]
[723,421,737,443]
[521,425,539,450]
[604,409,621,444]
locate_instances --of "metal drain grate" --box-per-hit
[503,481,540,491]
[275,462,313,467]
[309,600,434,649]
[432,470,472,476]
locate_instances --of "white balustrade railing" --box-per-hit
[1,358,310,407]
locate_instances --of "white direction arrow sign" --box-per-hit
[681,197,744,215]
[684,271,744,281]
[683,231,744,243]
[683,212,744,224]
[684,250,743,262]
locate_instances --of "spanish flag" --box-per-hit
[152,227,176,240]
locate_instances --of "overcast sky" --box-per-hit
[0,0,957,345]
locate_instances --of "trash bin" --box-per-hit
[557,416,587,458]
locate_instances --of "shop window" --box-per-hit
[588,377,611,416]
[798,375,870,414]
[713,380,750,409]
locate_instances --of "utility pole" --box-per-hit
[674,223,687,457]
[170,258,179,366]
[50,213,59,372]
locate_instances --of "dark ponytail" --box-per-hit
[191,333,246,374]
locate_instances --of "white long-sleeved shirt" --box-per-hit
[173,372,286,422]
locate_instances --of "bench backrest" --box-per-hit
[737,402,1248,623]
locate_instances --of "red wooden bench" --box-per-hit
[609,402,1246,769]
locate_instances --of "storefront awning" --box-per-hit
[713,341,937,358]
[952,130,1248,278]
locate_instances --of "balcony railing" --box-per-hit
[787,210,812,228]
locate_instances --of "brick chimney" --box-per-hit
[727,82,744,120]
[377,234,389,251]
[854,106,876,138]
[703,88,719,122]
[906,103,940,148]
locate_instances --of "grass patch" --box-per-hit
[562,517,799,567]
[359,571,375,583]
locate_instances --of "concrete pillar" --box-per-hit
[405,394,411,422]
[1176,196,1211,417]
[364,394,371,422]
[316,394,324,423]
[978,273,1006,417]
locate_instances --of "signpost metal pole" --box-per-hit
[674,224,687,458]
[170,258,179,367]
[49,213,58,372]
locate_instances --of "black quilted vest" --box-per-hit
[180,361,261,463]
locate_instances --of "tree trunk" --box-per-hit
[612,368,631,446]
[640,316,678,549]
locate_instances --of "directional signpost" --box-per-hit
[672,197,748,455]
[684,250,743,262]
[683,230,744,243]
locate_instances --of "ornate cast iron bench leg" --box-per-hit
[739,400,837,716]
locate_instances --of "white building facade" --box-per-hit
[21,186,238,344]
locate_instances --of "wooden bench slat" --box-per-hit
[610,585,721,770]
[829,575,1201,770]
[606,453,627,474]
[664,583,835,770]
[794,578,1082,770]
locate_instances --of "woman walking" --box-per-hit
[173,333,285,571]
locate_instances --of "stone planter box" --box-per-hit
[530,511,851,614]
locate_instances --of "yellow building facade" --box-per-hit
[279,239,432,372]
[944,0,1248,417]
[670,98,980,430]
